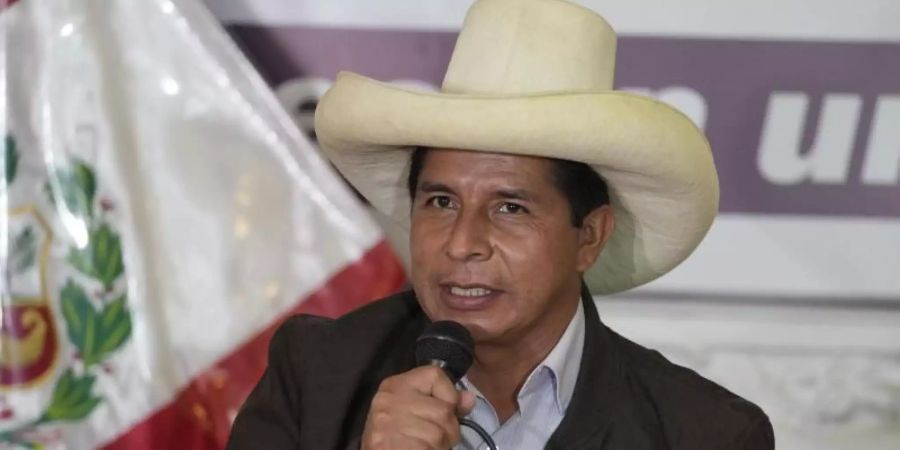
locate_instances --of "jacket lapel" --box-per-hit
[545,285,628,450]
[333,293,425,446]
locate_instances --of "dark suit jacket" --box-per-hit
[228,288,775,450]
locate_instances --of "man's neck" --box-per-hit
[465,295,581,423]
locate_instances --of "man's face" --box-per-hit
[409,148,603,344]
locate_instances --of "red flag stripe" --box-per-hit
[102,240,406,450]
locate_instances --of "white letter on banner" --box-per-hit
[758,92,861,185]
[275,77,333,137]
[861,95,900,185]
[622,87,708,130]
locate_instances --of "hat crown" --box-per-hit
[442,0,617,95]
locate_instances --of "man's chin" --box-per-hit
[434,314,507,342]
[417,292,511,335]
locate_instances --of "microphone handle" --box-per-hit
[423,361,497,449]
[459,418,499,450]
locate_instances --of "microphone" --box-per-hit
[415,321,498,450]
[415,320,474,382]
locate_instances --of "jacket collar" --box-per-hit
[545,284,630,450]
[409,285,655,449]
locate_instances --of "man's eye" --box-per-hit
[427,196,454,209]
[498,202,527,214]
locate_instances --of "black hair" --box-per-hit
[407,147,609,227]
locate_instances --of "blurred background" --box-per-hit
[2,0,899,448]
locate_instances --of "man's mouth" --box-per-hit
[449,286,493,297]
[439,283,502,311]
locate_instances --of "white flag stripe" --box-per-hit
[3,0,382,447]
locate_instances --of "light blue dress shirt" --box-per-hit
[455,301,586,450]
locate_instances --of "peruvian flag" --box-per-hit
[1,0,404,448]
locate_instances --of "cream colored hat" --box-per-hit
[314,0,719,294]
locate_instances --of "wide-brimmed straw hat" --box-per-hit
[314,0,719,294]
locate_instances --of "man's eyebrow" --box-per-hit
[418,181,457,195]
[495,189,533,201]
[417,182,534,201]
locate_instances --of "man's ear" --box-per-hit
[576,205,615,272]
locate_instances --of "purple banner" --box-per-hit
[228,26,900,218]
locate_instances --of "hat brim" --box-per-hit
[314,71,719,294]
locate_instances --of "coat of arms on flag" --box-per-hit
[1,0,405,448]
[2,134,133,448]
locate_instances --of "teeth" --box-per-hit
[450,286,492,297]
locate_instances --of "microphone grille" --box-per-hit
[415,321,474,383]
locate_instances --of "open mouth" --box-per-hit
[449,286,493,297]
[439,283,502,311]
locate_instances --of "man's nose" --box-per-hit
[444,209,492,262]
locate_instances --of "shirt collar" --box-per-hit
[460,299,586,414]
[539,298,585,413]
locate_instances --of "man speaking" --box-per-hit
[227,0,774,448]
